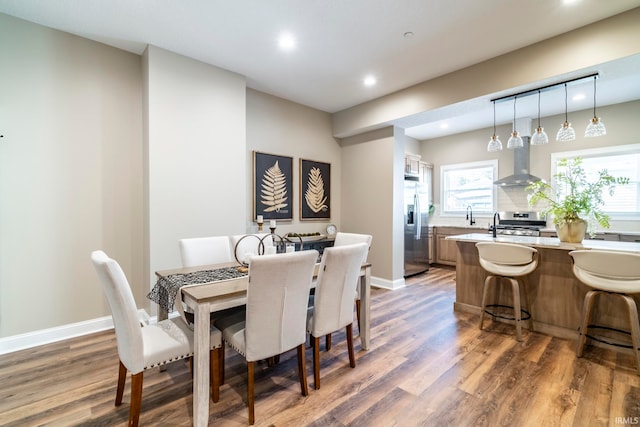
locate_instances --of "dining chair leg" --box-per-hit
[219,341,225,385]
[356,299,361,331]
[247,361,255,425]
[116,361,127,406]
[312,335,321,390]
[297,343,309,396]
[210,349,219,403]
[346,324,356,368]
[326,334,332,351]
[129,372,143,427]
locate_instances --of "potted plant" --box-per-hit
[526,157,629,243]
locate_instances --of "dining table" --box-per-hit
[149,260,372,427]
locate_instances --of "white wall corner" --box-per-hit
[371,276,406,290]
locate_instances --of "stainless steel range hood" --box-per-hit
[493,136,542,187]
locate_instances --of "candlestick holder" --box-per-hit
[269,227,276,235]
[257,223,263,232]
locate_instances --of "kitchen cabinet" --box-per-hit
[405,154,420,176]
[620,233,640,243]
[434,227,475,266]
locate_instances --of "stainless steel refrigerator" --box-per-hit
[404,178,430,277]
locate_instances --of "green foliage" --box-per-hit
[526,157,630,237]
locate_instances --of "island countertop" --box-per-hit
[446,233,640,253]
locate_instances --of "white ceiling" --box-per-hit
[2,0,639,140]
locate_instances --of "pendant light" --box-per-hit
[530,90,549,145]
[585,75,606,137]
[556,83,576,142]
[506,96,523,149]
[487,101,502,152]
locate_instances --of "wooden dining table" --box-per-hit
[153,261,372,427]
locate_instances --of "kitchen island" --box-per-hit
[448,233,640,346]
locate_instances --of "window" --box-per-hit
[551,144,640,220]
[441,160,497,214]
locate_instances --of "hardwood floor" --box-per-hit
[1,266,639,426]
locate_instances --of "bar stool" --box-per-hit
[476,242,538,341]
[569,250,640,375]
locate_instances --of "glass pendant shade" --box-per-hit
[556,121,576,142]
[486,100,502,152]
[585,77,606,137]
[531,127,549,145]
[585,116,606,137]
[487,134,502,152]
[507,131,523,149]
[530,90,549,145]
[507,97,523,149]
[556,83,575,142]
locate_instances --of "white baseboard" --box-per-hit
[371,275,405,290]
[0,309,151,355]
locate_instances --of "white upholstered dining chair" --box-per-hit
[328,232,372,347]
[178,235,243,318]
[307,243,369,389]
[218,250,317,425]
[91,250,222,426]
[179,235,233,267]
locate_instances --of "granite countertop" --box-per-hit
[446,233,640,253]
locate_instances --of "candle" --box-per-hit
[270,220,276,228]
[256,215,263,224]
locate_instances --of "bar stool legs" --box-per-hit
[577,290,640,375]
[479,275,532,342]
[576,290,598,357]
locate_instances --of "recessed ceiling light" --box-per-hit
[440,123,449,129]
[363,75,377,87]
[562,0,580,4]
[278,33,296,51]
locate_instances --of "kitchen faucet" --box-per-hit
[492,212,500,238]
[466,205,475,226]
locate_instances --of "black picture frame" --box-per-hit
[300,158,331,220]
[253,151,293,221]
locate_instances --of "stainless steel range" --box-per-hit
[488,211,546,237]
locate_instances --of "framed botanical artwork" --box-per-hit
[253,151,293,221]
[300,158,331,220]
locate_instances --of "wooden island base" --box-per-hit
[451,235,640,353]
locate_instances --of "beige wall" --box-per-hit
[0,13,143,336]
[422,100,640,231]
[246,89,341,236]
[144,46,247,314]
[341,127,405,286]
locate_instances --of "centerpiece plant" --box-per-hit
[526,157,629,242]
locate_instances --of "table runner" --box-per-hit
[147,266,248,312]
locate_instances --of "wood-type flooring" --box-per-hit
[1,266,639,426]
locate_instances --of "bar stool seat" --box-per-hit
[476,242,538,341]
[569,250,640,375]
